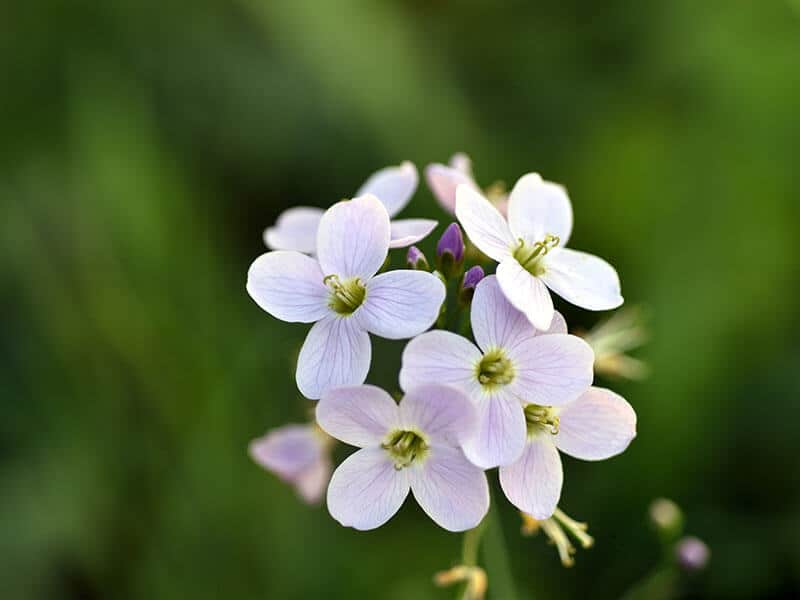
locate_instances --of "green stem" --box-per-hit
[461,518,487,567]
[482,500,520,600]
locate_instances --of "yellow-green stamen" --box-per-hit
[382,429,428,470]
[475,348,515,389]
[524,403,560,436]
[324,274,366,315]
[512,234,560,276]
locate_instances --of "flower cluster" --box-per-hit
[247,156,637,539]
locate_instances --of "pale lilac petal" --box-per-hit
[449,152,473,175]
[249,424,322,479]
[425,163,478,214]
[388,218,438,248]
[356,161,418,217]
[355,270,445,339]
[263,206,324,253]
[499,436,563,519]
[496,259,555,331]
[463,391,527,468]
[409,446,489,531]
[316,384,400,447]
[471,274,537,354]
[399,384,476,446]
[296,316,370,400]
[506,334,594,407]
[246,251,329,323]
[507,174,573,246]
[555,387,637,460]
[542,248,623,311]
[546,311,568,335]
[399,331,482,397]
[327,447,410,530]
[455,185,514,261]
[316,195,390,280]
[294,457,332,504]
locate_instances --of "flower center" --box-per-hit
[512,234,560,276]
[476,348,515,389]
[524,403,560,436]
[382,430,428,470]
[324,274,366,315]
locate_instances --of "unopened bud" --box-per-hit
[459,266,485,305]
[406,246,429,270]
[675,536,710,572]
[436,223,465,278]
[649,498,684,541]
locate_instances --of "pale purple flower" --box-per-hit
[455,173,623,330]
[425,153,481,215]
[499,386,636,519]
[316,383,489,531]
[400,275,593,468]
[247,195,446,399]
[249,424,332,504]
[264,161,437,252]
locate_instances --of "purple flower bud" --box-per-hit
[437,223,465,262]
[406,246,429,270]
[462,266,485,290]
[675,536,710,572]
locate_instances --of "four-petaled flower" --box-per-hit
[455,173,623,330]
[400,275,595,468]
[249,423,333,504]
[247,195,446,399]
[500,387,636,519]
[317,384,489,531]
[265,162,437,253]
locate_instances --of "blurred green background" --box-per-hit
[2,0,799,598]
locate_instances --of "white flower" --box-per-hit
[399,275,594,468]
[316,384,489,531]
[264,161,437,252]
[247,195,446,399]
[455,173,623,330]
[499,386,637,519]
[425,152,509,216]
[249,423,333,504]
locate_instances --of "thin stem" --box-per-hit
[461,519,487,567]
[481,495,520,600]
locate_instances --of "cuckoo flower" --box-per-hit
[455,173,623,330]
[317,384,489,531]
[247,195,446,399]
[499,386,636,519]
[249,424,333,504]
[264,161,437,252]
[400,275,594,468]
[425,152,509,216]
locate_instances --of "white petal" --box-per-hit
[496,259,555,331]
[316,195,390,280]
[455,184,514,261]
[399,331,482,397]
[263,206,324,253]
[327,447,410,530]
[555,387,637,460]
[399,384,476,447]
[507,173,573,246]
[409,446,489,531]
[246,251,329,323]
[249,424,322,479]
[356,161,418,217]
[499,436,563,519]
[425,163,478,214]
[388,218,438,248]
[471,274,538,353]
[546,311,568,335]
[507,334,594,407]
[462,390,527,468]
[316,384,400,447]
[294,457,332,504]
[449,152,473,176]
[356,270,445,340]
[296,316,370,400]
[542,248,623,311]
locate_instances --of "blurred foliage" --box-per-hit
[2,0,800,598]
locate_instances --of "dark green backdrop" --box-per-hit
[2,1,799,598]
